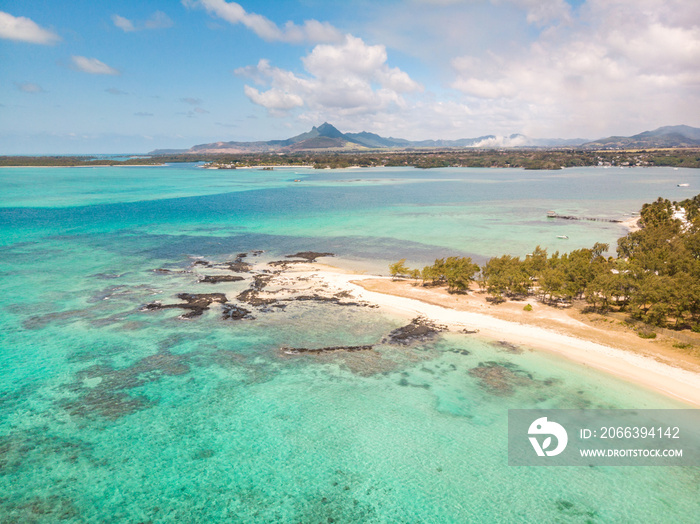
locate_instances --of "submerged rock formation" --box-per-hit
[468,361,537,396]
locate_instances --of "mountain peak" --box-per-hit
[316,122,344,138]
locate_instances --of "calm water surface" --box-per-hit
[0,164,698,522]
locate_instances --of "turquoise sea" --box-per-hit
[1,164,699,522]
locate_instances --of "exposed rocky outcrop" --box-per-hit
[290,294,376,308]
[153,268,189,274]
[282,344,374,355]
[383,316,447,345]
[199,275,245,284]
[285,251,335,262]
[223,258,252,272]
[221,304,254,320]
[235,288,278,308]
[141,293,227,319]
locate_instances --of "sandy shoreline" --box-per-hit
[288,263,700,407]
[620,214,642,232]
[202,164,313,170]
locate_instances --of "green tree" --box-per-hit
[389,259,410,280]
[482,255,530,297]
[442,256,480,293]
[539,266,565,304]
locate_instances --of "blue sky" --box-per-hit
[1,0,699,153]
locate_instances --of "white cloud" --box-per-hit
[112,11,173,32]
[15,82,44,93]
[112,14,136,32]
[235,36,422,119]
[71,56,121,76]
[183,0,343,43]
[0,11,60,44]
[145,11,174,30]
[244,85,304,113]
[411,0,571,25]
[448,0,700,137]
[470,135,528,147]
[502,0,572,26]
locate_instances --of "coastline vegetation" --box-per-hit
[2,148,699,169]
[390,194,700,333]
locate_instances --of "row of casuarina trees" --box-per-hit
[390,195,700,331]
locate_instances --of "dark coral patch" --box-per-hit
[468,361,537,396]
[61,351,190,419]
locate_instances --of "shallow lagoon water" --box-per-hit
[1,164,699,522]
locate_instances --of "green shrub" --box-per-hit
[673,342,693,349]
[636,329,657,339]
[523,304,533,311]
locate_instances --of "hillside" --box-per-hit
[154,123,700,155]
[187,123,368,154]
[583,125,700,149]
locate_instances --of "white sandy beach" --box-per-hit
[199,256,700,407]
[280,264,700,407]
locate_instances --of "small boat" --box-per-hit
[293,179,301,182]
[547,211,557,217]
[677,183,689,187]
[557,235,569,239]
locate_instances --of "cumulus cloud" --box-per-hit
[71,56,121,76]
[243,85,304,113]
[112,14,136,32]
[183,0,343,43]
[0,11,60,44]
[235,36,422,118]
[112,11,173,32]
[15,82,44,93]
[449,0,700,137]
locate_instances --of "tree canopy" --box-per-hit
[390,194,700,331]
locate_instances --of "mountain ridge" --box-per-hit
[151,123,700,155]
[582,125,700,149]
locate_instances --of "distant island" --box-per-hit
[2,123,700,169]
[156,122,700,155]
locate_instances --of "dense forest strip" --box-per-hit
[2,148,700,169]
[390,194,700,334]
